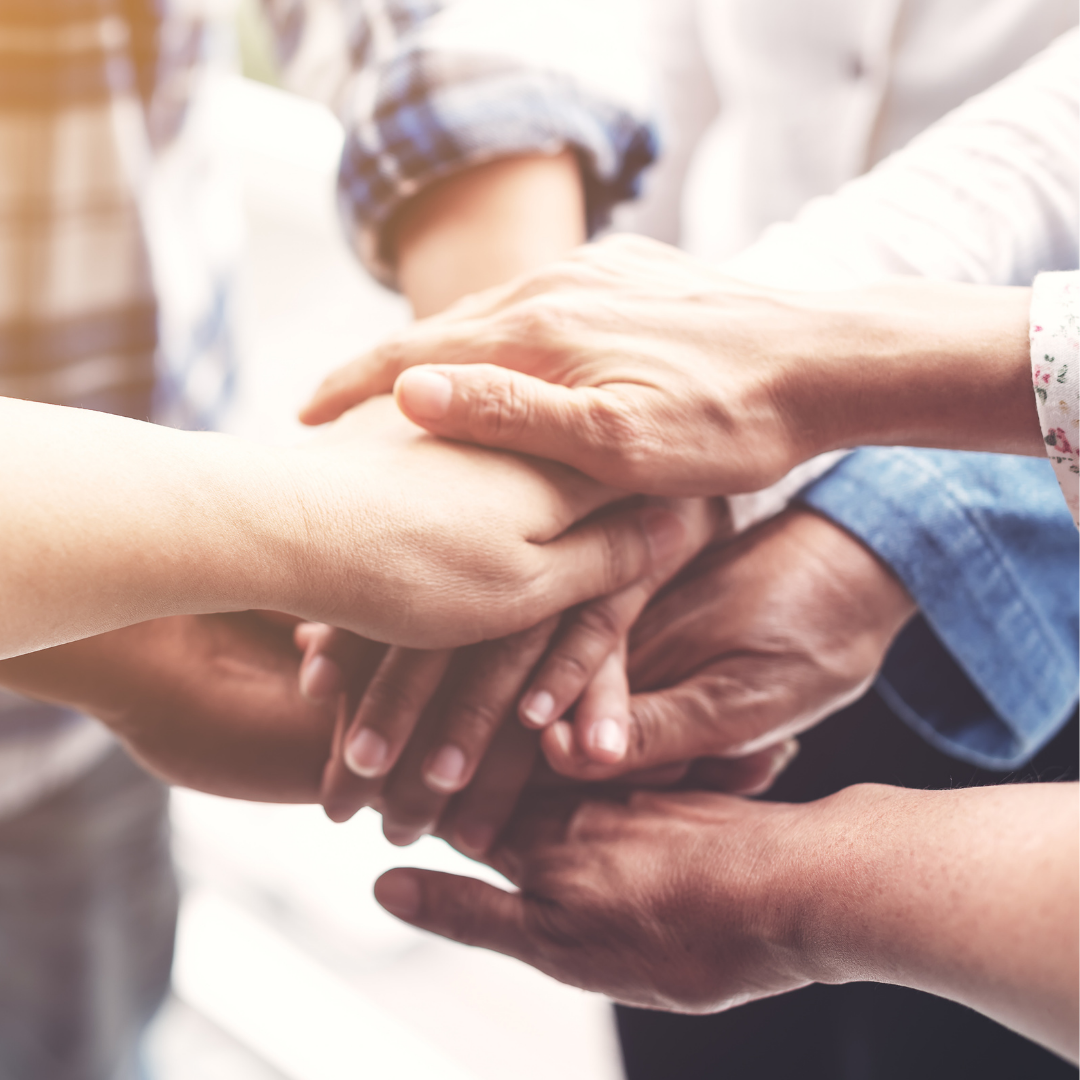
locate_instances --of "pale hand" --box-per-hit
[302,236,1039,495]
[286,395,683,648]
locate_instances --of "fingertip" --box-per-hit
[395,367,452,422]
[299,653,344,702]
[322,799,360,825]
[383,821,428,847]
[583,716,628,764]
[520,689,557,729]
[540,720,576,771]
[454,818,497,858]
[344,728,390,778]
[298,385,341,427]
[375,870,422,921]
[422,743,468,793]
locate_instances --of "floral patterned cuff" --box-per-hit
[1031,270,1079,527]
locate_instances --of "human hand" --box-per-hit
[302,235,817,495]
[374,787,819,1012]
[315,622,790,859]
[376,781,1080,1064]
[0,612,347,801]
[283,394,683,648]
[302,239,1040,495]
[535,506,917,781]
[305,497,729,850]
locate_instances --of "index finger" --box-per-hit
[300,316,484,426]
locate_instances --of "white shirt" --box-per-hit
[612,0,1077,265]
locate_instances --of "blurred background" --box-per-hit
[142,2,623,1077]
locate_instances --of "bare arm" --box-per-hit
[802,781,1078,1061]
[393,151,586,318]
[0,395,663,657]
[0,398,295,656]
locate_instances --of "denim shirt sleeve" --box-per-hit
[799,447,1079,770]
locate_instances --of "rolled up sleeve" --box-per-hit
[800,448,1079,769]
[329,0,657,284]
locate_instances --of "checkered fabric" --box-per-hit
[0,0,237,431]
[265,0,657,284]
[0,0,654,816]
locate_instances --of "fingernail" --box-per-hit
[299,654,342,701]
[375,874,421,920]
[776,739,800,769]
[520,689,556,728]
[344,728,389,777]
[546,721,575,761]
[588,717,628,762]
[456,819,496,855]
[641,508,686,565]
[424,744,468,792]
[398,368,452,420]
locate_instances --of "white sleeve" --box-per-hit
[723,28,1079,291]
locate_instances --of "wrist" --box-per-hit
[765,783,915,987]
[702,798,834,992]
[179,434,320,617]
[790,281,1037,457]
[243,446,361,623]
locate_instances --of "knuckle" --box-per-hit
[504,295,566,342]
[582,398,661,481]
[571,598,626,649]
[594,515,631,593]
[445,698,505,746]
[517,265,571,297]
[627,703,657,762]
[359,678,422,733]
[543,647,592,686]
[470,369,531,442]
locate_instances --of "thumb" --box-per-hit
[542,674,728,780]
[394,364,634,488]
[374,869,537,964]
[532,506,688,621]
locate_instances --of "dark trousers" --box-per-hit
[616,690,1079,1080]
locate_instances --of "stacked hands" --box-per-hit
[3,236,1071,1053]
[293,502,913,859]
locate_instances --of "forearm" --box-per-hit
[0,398,300,657]
[393,151,586,318]
[781,782,1079,1060]
[788,280,1042,460]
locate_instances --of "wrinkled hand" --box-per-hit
[285,394,682,648]
[301,235,862,497]
[0,612,344,801]
[536,506,917,781]
[374,787,818,1012]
